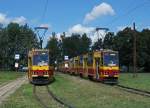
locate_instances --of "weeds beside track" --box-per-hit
[33,85,74,108]
[115,84,150,97]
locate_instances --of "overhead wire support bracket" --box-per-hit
[34,26,48,49]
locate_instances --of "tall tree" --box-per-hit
[46,33,60,65]
[58,33,91,59]
[103,32,114,49]
[80,33,91,54]
[92,38,103,50]
[139,29,150,71]
[0,23,39,70]
[113,27,134,67]
[62,34,81,58]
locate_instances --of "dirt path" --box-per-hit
[0,76,27,104]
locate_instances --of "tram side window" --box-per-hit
[79,56,83,66]
[75,60,79,66]
[87,55,93,66]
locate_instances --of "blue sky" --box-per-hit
[0,0,150,45]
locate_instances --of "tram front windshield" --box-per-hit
[33,52,49,66]
[103,52,119,66]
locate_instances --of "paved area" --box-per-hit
[0,76,27,104]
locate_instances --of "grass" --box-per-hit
[1,73,150,108]
[48,73,150,108]
[0,84,42,108]
[0,82,62,108]
[119,73,150,91]
[0,71,25,85]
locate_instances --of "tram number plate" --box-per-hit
[38,72,43,76]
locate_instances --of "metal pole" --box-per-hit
[133,22,137,77]
[96,29,100,49]
[34,26,48,49]
[39,37,43,49]
[95,28,109,49]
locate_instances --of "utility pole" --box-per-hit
[133,22,137,77]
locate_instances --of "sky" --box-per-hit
[0,0,150,46]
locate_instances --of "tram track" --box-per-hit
[80,73,150,98]
[33,85,74,108]
[60,72,150,98]
[33,86,49,108]
[0,76,27,104]
[115,84,150,97]
[76,73,150,98]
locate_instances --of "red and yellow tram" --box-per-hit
[87,50,119,83]
[28,49,54,85]
[58,49,119,84]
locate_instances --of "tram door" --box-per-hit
[95,58,100,80]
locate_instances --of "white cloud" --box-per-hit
[0,12,27,25]
[146,26,150,30]
[68,24,95,34]
[47,23,107,45]
[47,33,63,42]
[84,2,115,23]
[68,24,107,44]
[12,16,26,25]
[117,26,127,31]
[0,13,9,25]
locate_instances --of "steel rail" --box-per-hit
[33,85,75,108]
[46,86,74,108]
[33,85,49,108]
[116,84,150,97]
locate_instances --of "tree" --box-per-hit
[113,27,134,68]
[80,33,91,54]
[46,33,60,65]
[60,33,91,58]
[0,23,39,70]
[139,29,150,71]
[92,38,103,50]
[103,32,114,49]
[62,34,81,58]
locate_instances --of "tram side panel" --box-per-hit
[57,50,119,84]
